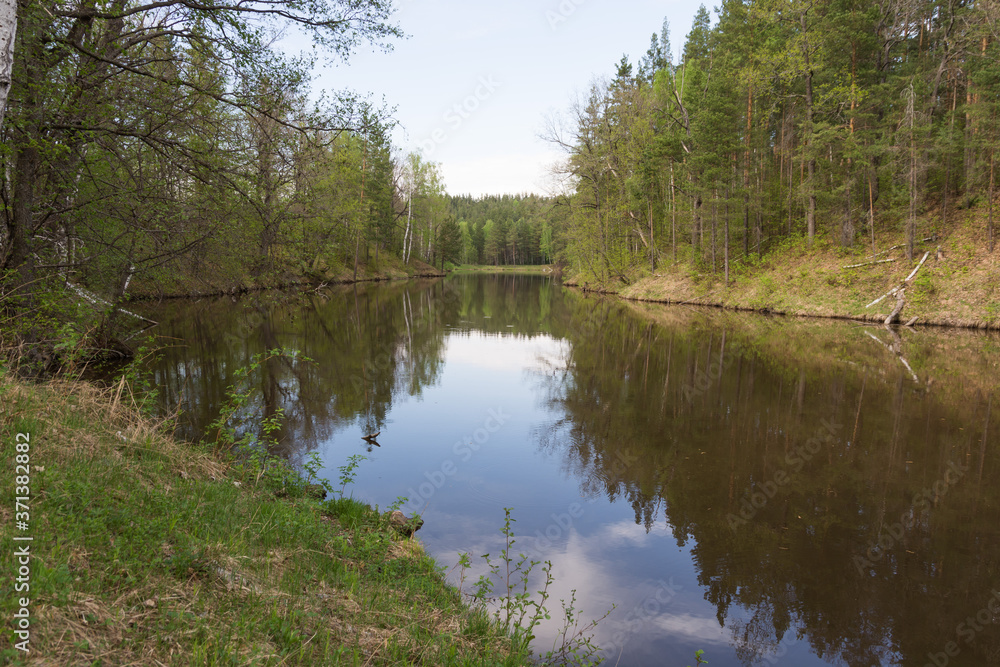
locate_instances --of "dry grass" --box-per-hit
[614,204,1000,330]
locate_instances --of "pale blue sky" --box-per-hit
[294,1,708,196]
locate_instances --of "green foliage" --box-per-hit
[456,508,611,666]
[336,454,367,499]
[448,195,560,266]
[207,348,326,496]
[987,302,1000,321]
[437,217,464,269]
[0,0,406,330]
[549,1,1000,283]
[119,337,164,416]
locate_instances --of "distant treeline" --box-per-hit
[447,194,564,266]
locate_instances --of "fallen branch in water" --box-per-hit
[865,330,919,383]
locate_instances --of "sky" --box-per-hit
[285,0,708,197]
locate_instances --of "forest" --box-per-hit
[3,0,999,358]
[547,0,1000,284]
[0,0,537,355]
[447,194,562,267]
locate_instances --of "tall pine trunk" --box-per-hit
[801,11,817,245]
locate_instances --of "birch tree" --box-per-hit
[0,0,13,128]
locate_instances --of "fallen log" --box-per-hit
[903,251,930,283]
[865,251,929,312]
[871,237,936,259]
[871,243,906,259]
[866,286,901,309]
[843,258,896,269]
[885,288,906,325]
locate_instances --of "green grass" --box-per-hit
[450,264,555,275]
[0,374,531,666]
[614,206,1000,328]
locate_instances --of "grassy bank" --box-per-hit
[567,206,1000,330]
[449,265,556,275]
[129,253,445,300]
[0,372,529,666]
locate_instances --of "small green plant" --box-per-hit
[457,508,611,666]
[208,348,300,452]
[386,495,409,513]
[206,348,322,494]
[119,336,165,416]
[336,454,367,498]
[51,322,89,375]
[303,452,335,496]
[688,649,708,666]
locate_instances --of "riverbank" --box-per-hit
[0,372,528,666]
[450,264,557,275]
[566,207,999,331]
[129,253,445,300]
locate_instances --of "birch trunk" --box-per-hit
[0,0,15,129]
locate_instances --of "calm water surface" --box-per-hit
[140,275,1000,666]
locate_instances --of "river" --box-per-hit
[139,274,1000,667]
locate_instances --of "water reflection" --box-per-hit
[548,296,1000,666]
[150,279,460,458]
[141,275,1000,666]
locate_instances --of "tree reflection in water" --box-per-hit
[143,276,1000,666]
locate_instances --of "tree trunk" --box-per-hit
[1,141,41,328]
[403,194,412,264]
[711,192,717,273]
[691,193,700,266]
[724,189,730,285]
[964,86,976,194]
[944,78,957,230]
[0,0,15,129]
[648,200,655,272]
[990,148,995,253]
[744,85,752,257]
[906,84,917,262]
[670,163,677,264]
[868,171,876,254]
[801,11,817,245]
[5,143,40,280]
[354,136,368,282]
